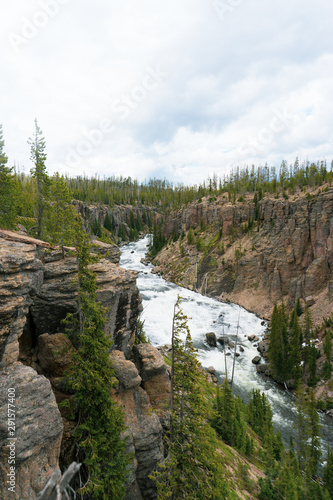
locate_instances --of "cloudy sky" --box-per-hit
[1,0,333,184]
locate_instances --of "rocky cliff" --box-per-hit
[154,188,333,324]
[0,233,170,499]
[74,201,159,240]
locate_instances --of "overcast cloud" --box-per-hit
[1,0,332,184]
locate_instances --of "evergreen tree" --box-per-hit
[44,173,75,246]
[28,119,49,239]
[323,447,333,499]
[294,386,322,476]
[212,379,235,445]
[323,331,332,380]
[103,211,113,232]
[289,310,302,382]
[0,125,17,228]
[64,214,130,499]
[152,296,228,499]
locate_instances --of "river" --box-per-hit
[120,235,333,465]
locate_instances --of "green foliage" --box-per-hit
[196,237,205,252]
[103,211,113,232]
[149,221,167,257]
[187,228,194,245]
[0,125,17,229]
[211,380,247,453]
[64,214,130,498]
[28,119,49,239]
[323,447,333,498]
[294,386,322,476]
[134,319,150,344]
[295,297,302,317]
[43,173,76,246]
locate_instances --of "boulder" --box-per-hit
[109,350,142,391]
[207,366,216,374]
[205,332,217,347]
[256,363,269,374]
[305,295,316,307]
[258,340,269,355]
[0,363,63,500]
[248,334,256,341]
[133,344,171,410]
[37,333,75,377]
[252,355,261,365]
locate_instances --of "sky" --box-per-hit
[1,0,333,185]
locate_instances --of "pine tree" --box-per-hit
[294,386,322,476]
[103,211,113,232]
[323,331,332,380]
[152,296,228,499]
[323,447,333,499]
[289,310,302,382]
[28,119,49,239]
[212,379,235,445]
[44,173,75,246]
[0,125,17,228]
[64,214,130,499]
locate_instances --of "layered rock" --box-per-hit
[0,363,63,500]
[133,344,171,411]
[0,235,140,367]
[0,233,150,498]
[156,189,333,323]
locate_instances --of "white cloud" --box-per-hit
[0,0,332,182]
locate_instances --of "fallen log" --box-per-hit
[0,229,51,248]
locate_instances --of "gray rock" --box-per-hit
[110,350,142,390]
[205,332,217,347]
[252,355,261,365]
[0,363,63,500]
[305,295,316,307]
[256,363,269,374]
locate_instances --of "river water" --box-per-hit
[120,236,332,464]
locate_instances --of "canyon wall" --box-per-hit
[155,189,333,323]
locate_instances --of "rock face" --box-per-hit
[155,189,333,323]
[133,344,171,411]
[0,237,141,368]
[0,363,63,500]
[74,201,159,241]
[0,240,44,368]
[37,333,75,377]
[111,346,169,499]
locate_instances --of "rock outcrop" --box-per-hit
[0,237,141,368]
[133,344,171,411]
[0,363,63,500]
[154,189,333,324]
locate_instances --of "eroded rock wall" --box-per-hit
[156,189,333,322]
